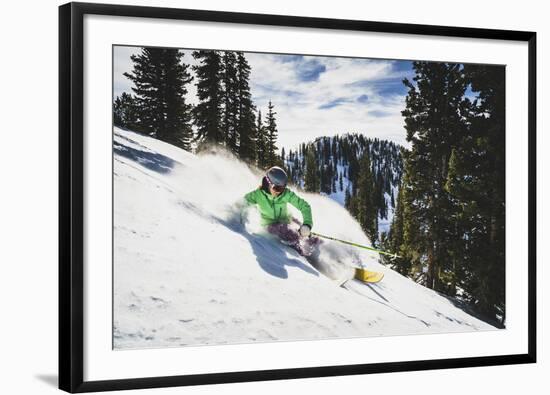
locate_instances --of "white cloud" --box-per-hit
[113,46,412,150]
[113,46,199,103]
[113,46,138,98]
[247,53,411,150]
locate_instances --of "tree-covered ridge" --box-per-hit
[282,134,404,246]
[114,47,281,169]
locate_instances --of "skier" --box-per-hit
[243,166,320,256]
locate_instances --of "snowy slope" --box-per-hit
[113,127,496,350]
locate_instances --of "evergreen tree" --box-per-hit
[236,52,257,162]
[382,178,411,275]
[265,100,279,166]
[347,150,360,190]
[444,64,506,323]
[192,50,223,146]
[221,51,239,154]
[400,61,468,290]
[320,162,333,194]
[304,145,319,192]
[356,152,378,245]
[123,48,194,150]
[113,92,139,130]
[256,109,268,168]
[344,186,351,210]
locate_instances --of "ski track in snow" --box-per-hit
[113,127,497,350]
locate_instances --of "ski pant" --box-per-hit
[267,220,320,257]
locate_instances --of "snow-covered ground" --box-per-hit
[113,127,496,350]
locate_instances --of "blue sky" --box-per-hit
[114,46,416,150]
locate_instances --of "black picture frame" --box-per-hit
[59,2,537,393]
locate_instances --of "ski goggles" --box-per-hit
[270,184,286,193]
[266,176,286,192]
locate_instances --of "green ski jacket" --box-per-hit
[244,187,313,228]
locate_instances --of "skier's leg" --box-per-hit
[267,222,302,253]
[273,222,301,245]
[300,234,321,257]
[288,217,322,257]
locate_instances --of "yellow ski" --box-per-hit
[354,268,384,283]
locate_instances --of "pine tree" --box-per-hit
[443,64,506,323]
[265,100,279,166]
[113,92,139,130]
[256,109,268,169]
[221,51,239,154]
[356,152,378,245]
[399,61,468,291]
[304,145,318,192]
[192,50,223,146]
[123,48,194,150]
[236,52,257,162]
[383,178,411,275]
[344,186,351,210]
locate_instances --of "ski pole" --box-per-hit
[311,231,402,259]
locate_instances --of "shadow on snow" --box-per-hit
[180,201,319,280]
[114,135,176,174]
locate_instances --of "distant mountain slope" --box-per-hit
[283,134,403,235]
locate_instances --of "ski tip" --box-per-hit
[354,268,384,283]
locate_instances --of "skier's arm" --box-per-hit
[244,188,260,205]
[286,190,313,229]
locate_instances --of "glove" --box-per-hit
[299,224,311,238]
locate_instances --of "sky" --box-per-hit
[114,46,415,151]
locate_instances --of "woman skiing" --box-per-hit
[243,166,319,256]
